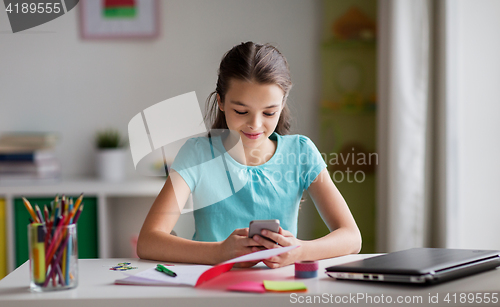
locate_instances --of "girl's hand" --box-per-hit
[251,227,303,268]
[220,228,262,268]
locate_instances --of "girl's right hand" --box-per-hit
[220,228,261,268]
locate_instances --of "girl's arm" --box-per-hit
[300,168,362,259]
[137,171,260,265]
[252,168,362,267]
[137,171,220,264]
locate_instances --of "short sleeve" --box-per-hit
[299,135,327,190]
[170,138,206,192]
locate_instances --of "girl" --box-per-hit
[137,42,361,268]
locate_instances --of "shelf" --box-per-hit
[0,177,165,196]
[0,177,195,274]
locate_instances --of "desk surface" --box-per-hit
[0,255,499,307]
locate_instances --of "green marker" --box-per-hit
[156,264,177,277]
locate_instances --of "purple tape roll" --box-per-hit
[295,261,319,278]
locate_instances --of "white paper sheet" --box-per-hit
[222,245,297,264]
[117,265,213,286]
[115,245,298,287]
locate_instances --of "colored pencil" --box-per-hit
[43,206,49,226]
[22,197,39,223]
[51,195,59,223]
[72,204,84,224]
[64,199,74,285]
[73,194,84,214]
[45,214,66,269]
[34,205,43,223]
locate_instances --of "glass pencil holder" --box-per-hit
[28,223,78,292]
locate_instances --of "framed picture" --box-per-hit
[79,0,159,39]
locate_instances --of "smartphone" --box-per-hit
[248,219,280,242]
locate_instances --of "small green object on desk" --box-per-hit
[156,264,177,277]
[263,280,307,292]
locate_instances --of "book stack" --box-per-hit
[0,133,61,183]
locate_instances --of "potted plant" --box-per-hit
[95,129,127,181]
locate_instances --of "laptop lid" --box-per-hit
[326,248,500,284]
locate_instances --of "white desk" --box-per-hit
[0,255,499,307]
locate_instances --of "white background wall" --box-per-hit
[0,0,323,242]
[456,0,500,249]
[0,0,322,177]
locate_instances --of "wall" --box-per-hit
[456,0,500,249]
[0,0,322,239]
[316,0,377,253]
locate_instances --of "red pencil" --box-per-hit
[72,204,84,224]
[45,214,65,269]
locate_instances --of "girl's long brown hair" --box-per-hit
[204,42,293,135]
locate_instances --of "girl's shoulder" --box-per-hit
[274,133,325,173]
[277,133,312,142]
[172,136,214,169]
[277,134,318,152]
[181,136,212,150]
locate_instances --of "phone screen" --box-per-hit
[248,219,280,243]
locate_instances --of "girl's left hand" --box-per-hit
[251,227,303,268]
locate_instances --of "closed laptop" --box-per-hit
[326,248,500,284]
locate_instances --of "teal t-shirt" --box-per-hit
[170,132,326,242]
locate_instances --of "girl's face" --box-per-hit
[217,79,284,150]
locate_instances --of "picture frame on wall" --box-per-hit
[79,0,159,39]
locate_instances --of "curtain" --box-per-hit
[376,0,433,252]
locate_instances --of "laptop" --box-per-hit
[326,248,500,285]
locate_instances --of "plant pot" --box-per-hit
[96,148,126,182]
